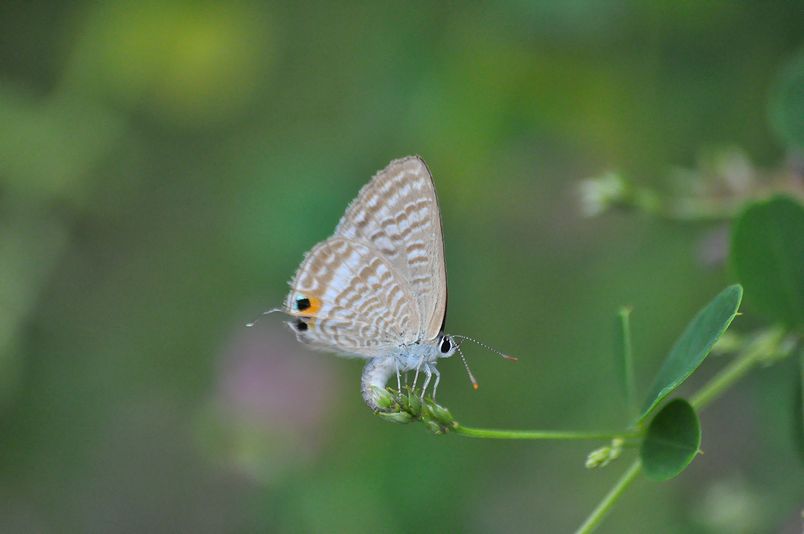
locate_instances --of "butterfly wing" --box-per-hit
[335,156,447,341]
[286,236,421,357]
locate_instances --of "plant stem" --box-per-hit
[626,188,738,222]
[574,326,791,533]
[690,327,786,411]
[453,425,633,441]
[575,460,642,534]
[617,306,636,419]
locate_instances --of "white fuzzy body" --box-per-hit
[361,341,450,411]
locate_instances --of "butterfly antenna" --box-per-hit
[245,307,284,327]
[455,343,480,391]
[452,335,518,361]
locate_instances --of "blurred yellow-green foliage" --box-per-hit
[0,2,802,532]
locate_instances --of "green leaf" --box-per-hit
[730,195,804,328]
[639,285,743,421]
[640,399,701,481]
[614,306,636,418]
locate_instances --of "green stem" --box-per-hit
[626,187,738,222]
[454,425,634,441]
[617,306,636,419]
[575,326,791,533]
[690,326,786,411]
[575,460,642,534]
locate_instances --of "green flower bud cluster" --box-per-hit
[585,438,624,469]
[372,386,458,434]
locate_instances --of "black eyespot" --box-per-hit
[294,319,308,332]
[439,336,451,353]
[296,297,311,311]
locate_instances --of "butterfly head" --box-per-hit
[437,334,457,358]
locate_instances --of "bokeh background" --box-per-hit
[1,2,802,532]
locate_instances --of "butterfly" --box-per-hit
[259,156,511,411]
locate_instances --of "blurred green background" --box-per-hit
[0,2,802,532]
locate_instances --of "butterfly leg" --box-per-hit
[431,365,441,400]
[412,353,426,389]
[420,365,432,400]
[394,357,402,392]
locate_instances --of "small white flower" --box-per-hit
[578,172,628,217]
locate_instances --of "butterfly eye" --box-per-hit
[439,336,452,353]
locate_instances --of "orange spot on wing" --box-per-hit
[293,294,322,317]
[306,296,322,316]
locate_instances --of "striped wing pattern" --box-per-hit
[335,156,447,341]
[285,155,447,358]
[287,237,421,357]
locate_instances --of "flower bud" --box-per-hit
[424,401,454,426]
[369,386,396,411]
[404,391,422,417]
[585,446,613,469]
[425,420,446,435]
[585,438,624,469]
[377,411,414,424]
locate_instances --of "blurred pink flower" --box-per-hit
[218,322,337,426]
[200,318,343,482]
